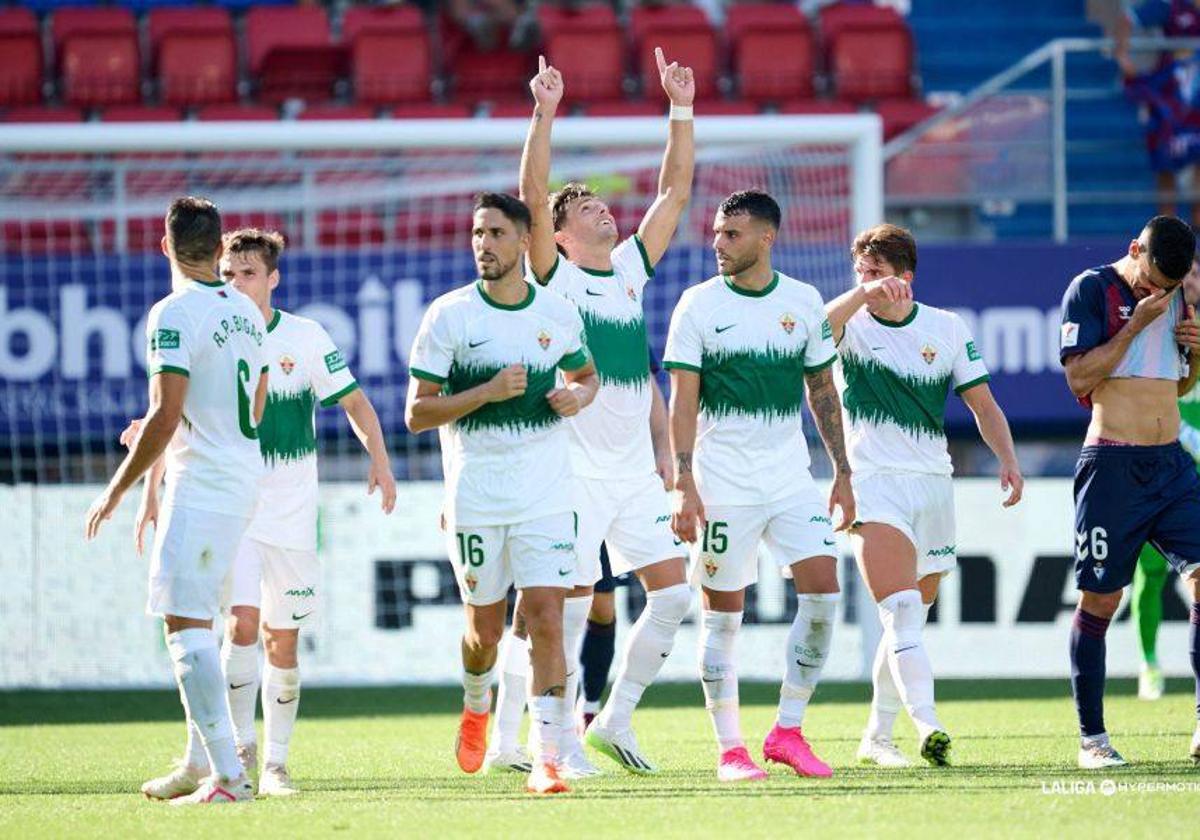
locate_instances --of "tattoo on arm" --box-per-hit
[805,368,851,474]
[675,452,692,475]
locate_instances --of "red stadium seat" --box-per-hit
[388,103,474,119]
[538,4,625,105]
[818,2,906,42]
[727,5,814,103]
[0,105,84,123]
[317,209,387,248]
[53,8,140,108]
[245,6,344,104]
[695,100,762,116]
[3,221,92,256]
[579,100,663,117]
[148,7,233,53]
[195,103,279,121]
[876,97,939,140]
[353,30,431,105]
[342,5,424,41]
[99,105,182,122]
[0,8,42,107]
[778,99,858,115]
[439,14,533,106]
[147,8,236,106]
[629,7,719,103]
[828,25,913,102]
[487,101,535,118]
[299,104,377,120]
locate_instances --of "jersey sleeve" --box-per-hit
[663,295,704,373]
[408,301,456,385]
[558,304,591,371]
[146,299,194,378]
[951,314,991,395]
[309,322,360,407]
[611,235,656,295]
[802,289,837,372]
[1059,273,1106,362]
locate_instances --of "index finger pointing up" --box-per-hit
[655,46,667,74]
[539,54,547,74]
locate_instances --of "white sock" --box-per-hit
[166,628,242,780]
[222,640,260,749]
[777,593,839,729]
[462,667,493,714]
[878,590,942,737]
[184,719,210,771]
[490,630,530,751]
[599,583,690,732]
[527,695,564,767]
[867,601,930,740]
[262,664,300,767]
[559,595,592,754]
[699,609,743,753]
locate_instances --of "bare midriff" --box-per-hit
[1085,377,1180,445]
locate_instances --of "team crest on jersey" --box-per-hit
[279,355,295,375]
[704,557,719,578]
[537,330,552,350]
[627,286,638,302]
[920,344,937,364]
[780,313,796,334]
[465,571,478,593]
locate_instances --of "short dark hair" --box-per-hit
[718,190,781,230]
[474,192,531,232]
[165,196,222,264]
[223,228,286,274]
[549,182,596,232]
[1143,215,1196,281]
[851,223,918,275]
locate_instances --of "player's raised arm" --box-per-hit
[85,372,187,540]
[1063,287,1174,399]
[825,276,911,343]
[519,55,564,282]
[636,47,695,268]
[338,388,397,513]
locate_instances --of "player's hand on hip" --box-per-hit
[530,55,564,111]
[999,461,1024,507]
[119,417,144,448]
[1130,288,1174,332]
[133,493,158,556]
[829,471,856,531]
[656,46,695,106]
[84,486,123,541]
[487,364,527,401]
[368,460,397,514]
[1175,304,1200,350]
[671,481,705,544]
[546,386,582,417]
[862,276,911,306]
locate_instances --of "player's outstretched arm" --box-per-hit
[959,383,1024,507]
[1064,288,1174,398]
[803,367,855,529]
[520,56,564,282]
[649,374,673,490]
[637,47,695,269]
[547,361,599,417]
[339,388,397,513]
[405,364,527,433]
[85,372,187,540]
[825,277,911,342]
[668,369,705,543]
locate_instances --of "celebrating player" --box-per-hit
[665,190,852,782]
[825,224,1023,768]
[84,197,268,805]
[1059,215,1200,769]
[215,228,396,795]
[515,50,694,776]
[405,192,599,795]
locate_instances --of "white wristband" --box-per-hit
[669,104,693,121]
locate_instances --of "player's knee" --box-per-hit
[589,593,615,624]
[467,622,505,651]
[797,591,840,621]
[878,589,924,648]
[1079,590,1122,619]
[648,583,692,626]
[231,618,259,646]
[263,628,299,668]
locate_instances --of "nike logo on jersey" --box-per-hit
[229,682,252,691]
[823,539,836,547]
[660,652,670,658]
[870,346,885,351]
[292,611,312,621]
[715,324,737,334]
[558,568,573,576]
[276,697,298,705]
[585,288,605,296]
[468,339,492,349]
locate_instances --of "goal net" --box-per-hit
[0,114,882,687]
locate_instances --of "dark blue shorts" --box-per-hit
[593,543,631,594]
[1073,442,1200,593]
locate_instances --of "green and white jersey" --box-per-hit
[243,309,360,551]
[835,303,990,478]
[144,279,267,516]
[663,272,836,506]
[409,280,590,526]
[536,236,656,479]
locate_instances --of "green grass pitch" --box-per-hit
[2,679,1197,838]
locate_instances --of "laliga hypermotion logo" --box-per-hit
[921,344,937,364]
[537,330,551,350]
[780,313,796,335]
[279,355,295,375]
